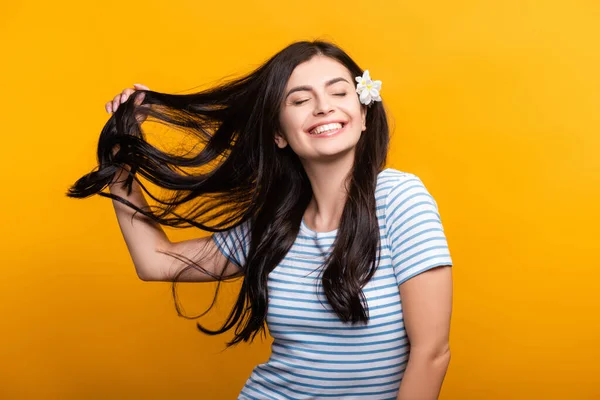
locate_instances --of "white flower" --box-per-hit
[355,70,382,106]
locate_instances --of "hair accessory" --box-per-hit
[355,70,382,106]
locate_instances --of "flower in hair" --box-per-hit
[355,70,382,106]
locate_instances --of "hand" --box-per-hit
[105,83,150,123]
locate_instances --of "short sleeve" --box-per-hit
[384,174,453,285]
[211,219,252,268]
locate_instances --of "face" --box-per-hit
[275,55,367,161]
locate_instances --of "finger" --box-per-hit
[133,83,150,90]
[121,88,135,103]
[112,93,121,112]
[133,91,146,106]
[105,102,112,114]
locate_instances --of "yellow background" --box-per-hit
[1,0,599,399]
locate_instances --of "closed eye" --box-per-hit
[293,93,347,105]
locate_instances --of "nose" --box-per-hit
[313,95,334,116]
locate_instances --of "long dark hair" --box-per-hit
[67,40,390,347]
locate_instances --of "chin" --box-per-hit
[312,141,360,160]
[293,129,362,160]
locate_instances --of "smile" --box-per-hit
[307,122,346,138]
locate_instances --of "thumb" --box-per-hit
[133,83,150,90]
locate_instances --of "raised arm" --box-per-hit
[108,166,242,282]
[103,84,241,282]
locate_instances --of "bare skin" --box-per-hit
[106,56,368,280]
[274,56,367,232]
[106,84,238,282]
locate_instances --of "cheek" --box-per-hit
[341,95,361,113]
[279,113,304,143]
[283,111,308,132]
[279,110,295,130]
[340,104,362,124]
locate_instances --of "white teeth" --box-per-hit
[310,122,343,135]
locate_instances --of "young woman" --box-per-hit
[68,40,454,400]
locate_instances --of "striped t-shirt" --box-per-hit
[212,168,454,400]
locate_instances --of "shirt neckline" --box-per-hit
[300,217,339,237]
[299,167,392,238]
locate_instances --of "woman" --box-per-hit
[68,40,454,400]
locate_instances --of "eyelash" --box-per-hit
[293,92,347,106]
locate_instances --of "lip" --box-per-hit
[305,122,347,138]
[306,120,347,134]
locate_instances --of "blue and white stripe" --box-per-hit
[213,168,453,400]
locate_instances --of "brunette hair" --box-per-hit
[67,39,390,347]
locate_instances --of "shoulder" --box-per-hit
[376,167,425,202]
[376,168,440,220]
[378,169,453,285]
[377,167,416,185]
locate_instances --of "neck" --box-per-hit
[300,152,355,232]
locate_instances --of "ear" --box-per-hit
[274,131,289,149]
[361,105,367,131]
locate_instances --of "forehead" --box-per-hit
[286,56,352,88]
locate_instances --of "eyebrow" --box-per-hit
[285,77,350,100]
